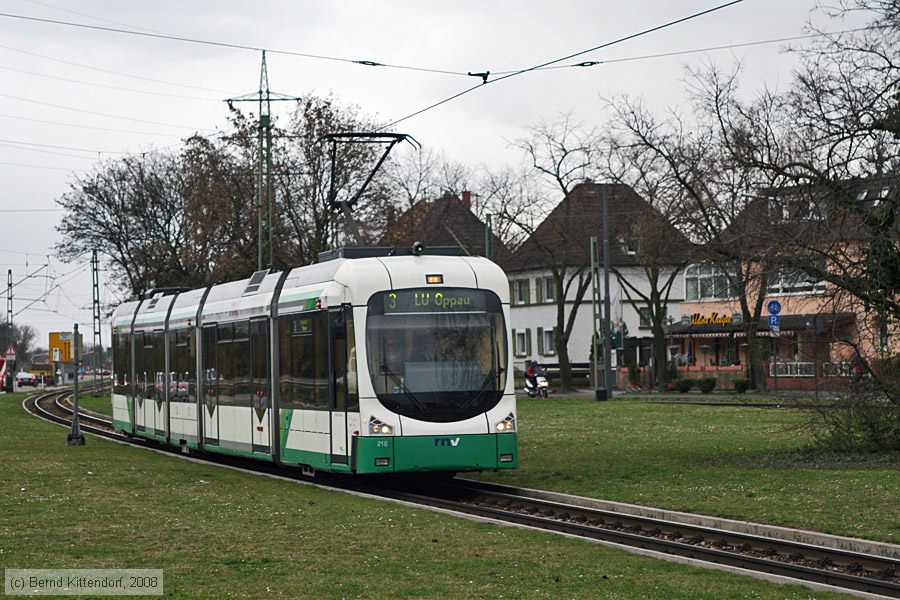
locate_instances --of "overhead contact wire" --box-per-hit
[382,0,745,128]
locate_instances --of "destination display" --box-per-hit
[383,288,487,314]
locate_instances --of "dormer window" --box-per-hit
[807,200,826,221]
[617,236,638,256]
[767,198,789,221]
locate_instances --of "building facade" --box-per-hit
[503,183,691,378]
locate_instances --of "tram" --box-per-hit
[110,246,517,475]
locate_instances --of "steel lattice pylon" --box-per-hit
[91,249,102,373]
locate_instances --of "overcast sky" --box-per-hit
[0,0,870,348]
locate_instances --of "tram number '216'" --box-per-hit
[376,440,389,447]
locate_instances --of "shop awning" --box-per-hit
[668,312,854,336]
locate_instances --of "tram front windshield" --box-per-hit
[366,288,507,423]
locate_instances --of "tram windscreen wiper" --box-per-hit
[457,367,503,413]
[380,364,427,412]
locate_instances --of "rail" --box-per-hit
[24,390,900,598]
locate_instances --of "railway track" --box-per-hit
[367,478,900,598]
[25,388,900,598]
[25,387,117,438]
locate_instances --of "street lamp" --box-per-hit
[66,323,85,447]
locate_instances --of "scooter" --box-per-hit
[524,371,550,398]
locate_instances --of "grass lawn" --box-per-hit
[0,392,851,599]
[475,397,900,543]
[71,392,112,416]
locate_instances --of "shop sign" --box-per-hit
[690,312,733,326]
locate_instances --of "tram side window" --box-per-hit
[251,320,268,399]
[133,332,145,399]
[169,328,195,403]
[345,309,359,412]
[151,331,165,402]
[113,333,129,395]
[217,323,234,406]
[231,321,250,405]
[202,326,217,396]
[279,313,328,410]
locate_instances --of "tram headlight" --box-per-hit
[369,416,394,436]
[495,413,516,433]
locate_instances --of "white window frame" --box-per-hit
[767,267,826,295]
[542,328,556,356]
[513,280,530,305]
[684,264,734,301]
[516,331,526,356]
[513,329,531,358]
[542,276,555,303]
[638,307,652,329]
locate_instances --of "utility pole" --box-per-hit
[226,51,301,271]
[591,236,605,400]
[91,249,102,395]
[484,214,494,261]
[259,51,273,271]
[602,186,614,398]
[67,323,85,446]
[6,269,12,338]
[4,270,12,393]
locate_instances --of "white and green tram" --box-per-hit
[111,247,518,475]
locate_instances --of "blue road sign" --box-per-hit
[769,315,780,327]
[767,300,782,315]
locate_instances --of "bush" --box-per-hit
[676,379,694,393]
[627,363,641,385]
[667,366,679,382]
[810,355,900,452]
[811,389,900,452]
[733,378,751,394]
[697,378,716,394]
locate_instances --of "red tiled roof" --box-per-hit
[378,194,510,261]
[503,182,694,272]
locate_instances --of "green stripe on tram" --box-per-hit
[354,433,518,474]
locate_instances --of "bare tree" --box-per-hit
[510,113,601,196]
[500,189,595,391]
[602,137,694,390]
[57,94,403,295]
[606,75,789,390]
[502,118,608,390]
[474,166,547,250]
[56,152,194,295]
[0,323,37,364]
[274,96,395,264]
[386,146,473,209]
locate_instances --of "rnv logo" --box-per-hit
[434,437,460,447]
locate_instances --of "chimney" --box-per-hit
[461,190,471,209]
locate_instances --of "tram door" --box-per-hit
[329,308,349,464]
[152,330,166,438]
[250,319,270,454]
[329,306,357,465]
[133,332,146,433]
[201,324,219,445]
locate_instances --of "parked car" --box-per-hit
[16,372,37,387]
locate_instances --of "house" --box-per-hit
[502,182,693,381]
[668,177,898,389]
[378,191,509,262]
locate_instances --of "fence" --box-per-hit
[823,362,853,377]
[770,361,816,377]
[769,361,855,378]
